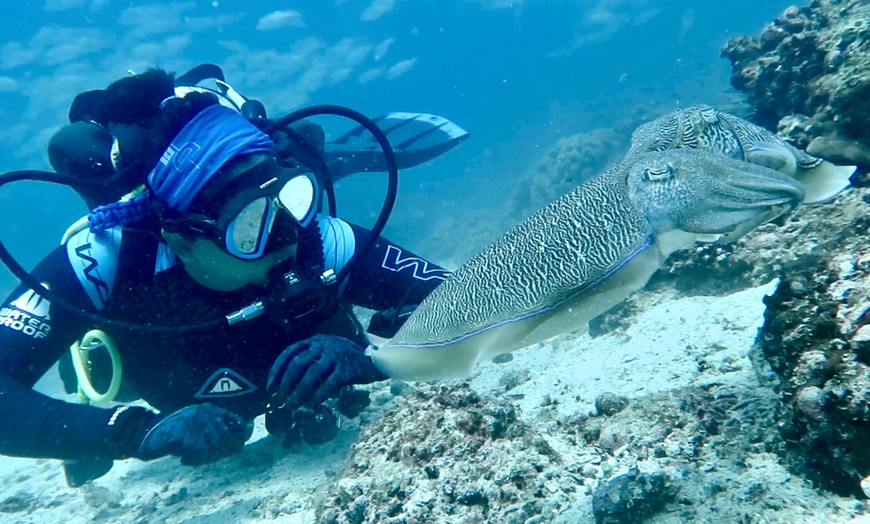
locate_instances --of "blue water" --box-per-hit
[0,0,798,293]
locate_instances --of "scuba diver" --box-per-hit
[0,66,464,486]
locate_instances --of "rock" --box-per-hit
[0,492,37,513]
[754,237,870,496]
[498,369,530,392]
[595,392,630,417]
[807,134,870,168]
[597,425,628,454]
[592,470,681,524]
[722,0,870,154]
[794,386,825,421]
[491,352,514,364]
[316,383,566,523]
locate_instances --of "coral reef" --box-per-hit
[318,384,570,523]
[717,1,870,494]
[751,199,870,496]
[721,0,870,168]
[318,363,860,523]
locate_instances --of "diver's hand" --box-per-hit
[368,304,418,338]
[267,335,387,412]
[136,403,251,466]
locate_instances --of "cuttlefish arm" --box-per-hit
[366,149,805,381]
[745,141,854,204]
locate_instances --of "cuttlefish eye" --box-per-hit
[644,162,675,181]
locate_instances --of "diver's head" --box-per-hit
[148,105,319,291]
[54,69,223,209]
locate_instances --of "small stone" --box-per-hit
[665,441,683,457]
[592,470,681,523]
[595,392,629,417]
[492,352,513,364]
[499,369,530,392]
[795,386,825,421]
[598,425,628,453]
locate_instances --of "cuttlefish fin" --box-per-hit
[695,233,723,243]
[793,161,855,204]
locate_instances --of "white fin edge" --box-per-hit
[795,161,855,204]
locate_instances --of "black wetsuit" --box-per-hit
[0,215,449,461]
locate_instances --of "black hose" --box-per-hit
[0,170,222,333]
[265,104,399,284]
[270,124,337,217]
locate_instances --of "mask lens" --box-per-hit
[277,174,316,227]
[226,197,271,257]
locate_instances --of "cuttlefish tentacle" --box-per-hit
[367,148,805,381]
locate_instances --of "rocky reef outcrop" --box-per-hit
[720,0,870,497]
[754,243,870,497]
[721,0,870,169]
[660,186,870,498]
[317,384,570,523]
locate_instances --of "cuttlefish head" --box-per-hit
[627,149,806,251]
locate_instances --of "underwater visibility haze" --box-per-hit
[6,1,870,523]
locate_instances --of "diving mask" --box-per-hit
[160,159,320,260]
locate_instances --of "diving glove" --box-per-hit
[368,304,418,338]
[136,403,252,466]
[267,334,387,413]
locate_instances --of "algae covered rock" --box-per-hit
[721,0,870,168]
[719,0,870,495]
[753,228,870,496]
[317,383,569,523]
[592,469,681,524]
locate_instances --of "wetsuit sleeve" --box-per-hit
[341,224,451,310]
[0,246,156,460]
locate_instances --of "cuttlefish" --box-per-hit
[367,148,805,380]
[366,106,854,381]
